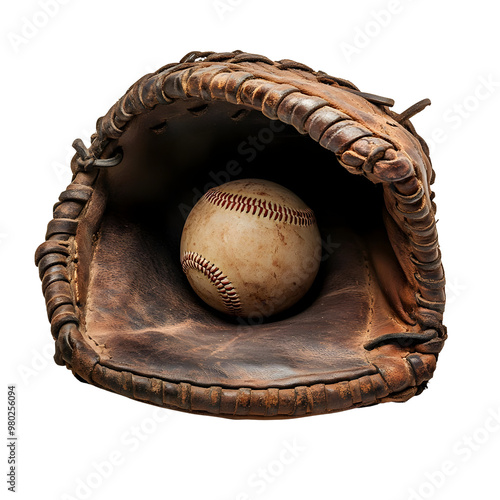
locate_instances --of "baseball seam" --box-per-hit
[204,189,316,227]
[181,251,242,315]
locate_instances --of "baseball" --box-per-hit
[180,179,322,318]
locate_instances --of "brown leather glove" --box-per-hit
[35,50,446,419]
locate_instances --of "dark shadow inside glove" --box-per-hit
[79,99,419,389]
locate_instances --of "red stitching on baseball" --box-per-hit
[204,189,316,226]
[181,251,242,314]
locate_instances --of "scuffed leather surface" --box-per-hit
[86,214,412,388]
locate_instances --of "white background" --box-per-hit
[2,1,499,499]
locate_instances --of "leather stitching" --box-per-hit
[204,188,316,227]
[181,251,242,315]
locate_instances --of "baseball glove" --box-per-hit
[35,50,446,418]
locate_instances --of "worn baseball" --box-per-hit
[180,179,322,318]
